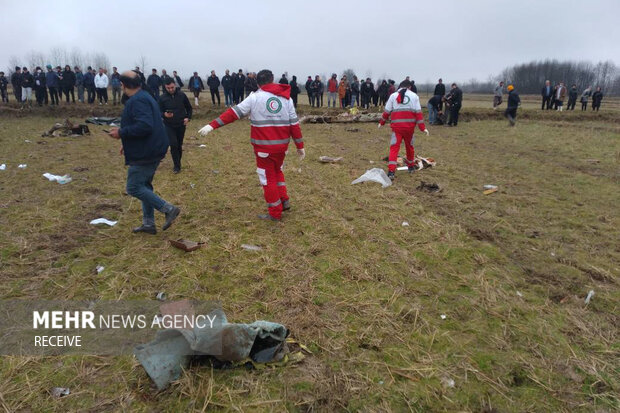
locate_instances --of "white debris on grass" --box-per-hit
[96,265,105,274]
[42,173,72,184]
[18,164,27,169]
[0,164,5,170]
[585,290,595,304]
[402,221,409,227]
[89,218,118,226]
[351,168,392,188]
[241,244,262,251]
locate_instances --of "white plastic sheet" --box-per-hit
[351,168,392,188]
[90,218,118,226]
[42,173,72,184]
[0,164,5,170]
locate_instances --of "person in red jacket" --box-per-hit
[379,79,429,180]
[199,69,305,221]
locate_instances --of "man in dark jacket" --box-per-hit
[350,76,360,107]
[446,83,463,126]
[173,70,184,90]
[0,71,8,102]
[83,67,96,104]
[504,84,520,126]
[427,94,442,124]
[244,72,258,97]
[304,76,313,105]
[541,80,553,110]
[360,78,373,109]
[279,74,288,84]
[20,67,34,106]
[10,67,22,102]
[107,70,180,234]
[290,75,300,107]
[311,75,323,107]
[34,67,47,106]
[591,87,603,111]
[566,84,578,110]
[160,70,172,95]
[222,69,233,106]
[111,67,122,105]
[61,65,76,103]
[147,69,162,99]
[75,66,84,103]
[159,78,193,173]
[207,70,221,106]
[233,69,245,104]
[46,65,60,105]
[188,72,204,106]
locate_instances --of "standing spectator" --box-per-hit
[61,65,76,103]
[188,71,204,106]
[46,65,60,105]
[350,75,360,107]
[434,78,445,110]
[387,80,396,96]
[290,75,300,107]
[304,76,313,105]
[278,74,288,84]
[234,69,246,103]
[327,73,338,107]
[245,72,258,97]
[85,67,97,104]
[580,86,591,111]
[541,80,553,110]
[134,66,146,83]
[207,70,221,106]
[372,81,379,107]
[11,67,22,103]
[427,94,442,124]
[0,71,8,103]
[361,78,373,109]
[311,75,323,107]
[173,70,184,90]
[411,80,418,93]
[493,81,504,109]
[147,69,161,99]
[159,78,193,173]
[504,84,520,126]
[566,84,578,110]
[446,83,462,126]
[110,67,122,104]
[160,70,172,94]
[555,82,566,111]
[591,87,603,111]
[95,68,109,105]
[338,76,349,108]
[377,80,389,106]
[222,69,233,106]
[75,66,85,103]
[34,67,47,106]
[20,67,34,107]
[107,71,180,235]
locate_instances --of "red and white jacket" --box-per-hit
[208,83,304,154]
[379,88,426,133]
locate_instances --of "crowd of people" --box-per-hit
[538,80,604,111]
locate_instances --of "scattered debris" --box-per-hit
[300,112,383,124]
[319,156,343,163]
[50,387,70,398]
[134,307,303,390]
[24,139,31,143]
[351,168,393,188]
[212,170,219,174]
[241,244,262,251]
[190,183,195,189]
[85,116,121,126]
[95,265,105,274]
[89,218,118,226]
[417,181,441,192]
[199,144,206,148]
[441,377,456,388]
[585,290,595,304]
[156,292,166,301]
[345,128,360,132]
[42,173,72,184]
[483,185,498,190]
[0,164,5,170]
[169,239,205,252]
[483,186,498,195]
[18,164,27,169]
[440,314,447,320]
[516,291,523,297]
[42,119,90,137]
[402,221,409,227]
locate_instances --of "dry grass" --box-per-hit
[0,95,618,412]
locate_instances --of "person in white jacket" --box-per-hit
[94,68,109,105]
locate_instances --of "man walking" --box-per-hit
[207,70,221,106]
[111,67,122,105]
[446,83,462,126]
[10,67,22,103]
[504,84,520,126]
[46,65,60,105]
[222,69,233,106]
[95,68,109,105]
[493,81,504,109]
[188,71,204,106]
[541,80,553,110]
[327,73,338,107]
[147,69,162,99]
[159,78,192,173]
[199,69,305,222]
[591,87,603,111]
[107,70,180,234]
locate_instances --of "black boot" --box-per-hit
[162,207,180,231]
[282,199,291,211]
[132,225,157,235]
[387,171,395,180]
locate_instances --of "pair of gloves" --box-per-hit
[198,124,306,160]
[378,122,430,136]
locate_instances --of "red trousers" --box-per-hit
[388,130,415,172]
[255,152,288,219]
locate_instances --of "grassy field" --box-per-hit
[0,95,618,412]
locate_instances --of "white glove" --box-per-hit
[199,124,214,136]
[297,148,306,161]
[424,129,430,136]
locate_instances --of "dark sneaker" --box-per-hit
[132,225,157,235]
[408,166,415,173]
[257,214,281,222]
[162,207,180,231]
[387,171,395,181]
[173,168,181,174]
[282,199,291,211]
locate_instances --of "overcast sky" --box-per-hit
[2,0,618,83]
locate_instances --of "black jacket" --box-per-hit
[174,75,184,88]
[119,89,169,165]
[11,72,21,88]
[361,82,374,97]
[290,80,300,96]
[305,79,312,92]
[428,95,442,110]
[147,74,162,91]
[207,75,220,90]
[160,74,173,89]
[34,72,46,90]
[279,76,288,85]
[234,74,246,91]
[541,85,553,97]
[61,70,76,88]
[21,72,34,88]
[0,76,8,90]
[434,83,445,96]
[188,76,204,92]
[245,77,258,93]
[448,87,463,106]
[506,90,520,109]
[592,91,603,105]
[158,89,193,127]
[568,88,578,100]
[222,74,233,89]
[411,84,418,93]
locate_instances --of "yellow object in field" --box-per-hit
[349,107,359,115]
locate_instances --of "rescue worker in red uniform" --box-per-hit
[378,79,429,180]
[198,69,305,221]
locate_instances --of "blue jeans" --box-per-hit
[224,88,233,106]
[427,103,437,124]
[126,162,171,226]
[350,93,359,107]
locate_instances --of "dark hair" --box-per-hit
[398,80,412,102]
[257,69,274,86]
[120,73,142,89]
[164,78,175,86]
[15,66,21,71]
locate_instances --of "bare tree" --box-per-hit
[48,46,69,67]
[135,55,148,73]
[92,53,110,72]
[342,68,356,81]
[70,48,84,69]
[7,56,21,77]
[26,51,46,70]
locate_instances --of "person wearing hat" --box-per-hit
[504,84,520,126]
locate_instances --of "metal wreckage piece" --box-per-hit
[42,119,90,137]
